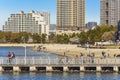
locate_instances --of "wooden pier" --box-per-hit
[0,56,120,72]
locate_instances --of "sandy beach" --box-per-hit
[42,44,120,57]
[0,43,120,57]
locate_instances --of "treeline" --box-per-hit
[0,24,117,44]
[0,32,47,43]
[49,24,117,44]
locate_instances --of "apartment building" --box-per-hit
[3,10,50,35]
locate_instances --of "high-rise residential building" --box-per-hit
[100,0,120,25]
[3,10,50,36]
[57,0,85,32]
[40,11,50,26]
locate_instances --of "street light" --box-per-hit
[24,45,27,64]
[22,36,27,64]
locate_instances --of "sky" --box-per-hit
[0,0,100,30]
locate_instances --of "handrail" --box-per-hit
[0,56,119,66]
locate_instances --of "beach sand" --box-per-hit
[42,44,120,58]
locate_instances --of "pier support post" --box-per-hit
[97,66,101,72]
[114,66,118,72]
[46,66,53,72]
[0,66,3,72]
[63,66,68,72]
[80,66,85,71]
[30,66,36,72]
[13,66,20,72]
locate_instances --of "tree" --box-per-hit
[49,34,56,43]
[101,31,115,41]
[32,33,41,43]
[22,32,29,43]
[4,32,12,42]
[41,34,47,43]
[0,32,5,42]
[10,33,21,43]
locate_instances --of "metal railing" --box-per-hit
[0,56,120,66]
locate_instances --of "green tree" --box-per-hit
[49,34,56,43]
[4,32,12,42]
[33,33,41,43]
[41,34,47,43]
[10,33,21,43]
[18,32,30,43]
[0,32,5,42]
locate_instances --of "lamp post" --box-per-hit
[22,36,27,64]
[24,45,26,64]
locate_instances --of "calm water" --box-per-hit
[0,72,120,80]
[0,46,119,80]
[0,46,58,57]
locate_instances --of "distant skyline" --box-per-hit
[0,0,100,30]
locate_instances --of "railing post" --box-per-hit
[98,58,99,65]
[106,58,108,65]
[32,57,34,65]
[64,57,67,65]
[81,57,83,65]
[115,58,118,65]
[56,57,58,65]
[0,57,1,65]
[48,57,50,65]
[107,58,109,65]
[24,57,26,64]
[115,58,116,65]
[2,57,3,65]
[15,58,17,65]
[0,58,1,65]
[40,57,42,64]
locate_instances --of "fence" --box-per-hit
[0,56,120,66]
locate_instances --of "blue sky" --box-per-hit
[0,0,100,30]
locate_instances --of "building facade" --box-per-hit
[100,0,120,25]
[40,11,50,33]
[3,10,50,36]
[86,22,97,29]
[50,24,56,34]
[57,0,85,32]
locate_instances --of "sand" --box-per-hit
[42,44,120,58]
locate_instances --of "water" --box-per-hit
[0,72,119,80]
[0,46,58,57]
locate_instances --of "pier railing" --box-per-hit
[0,56,120,66]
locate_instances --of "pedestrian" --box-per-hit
[7,52,12,64]
[12,52,15,58]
